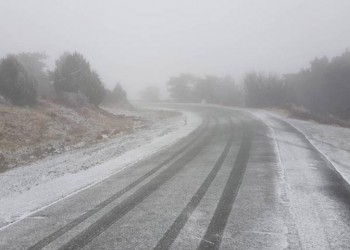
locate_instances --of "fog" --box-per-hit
[1,0,350,99]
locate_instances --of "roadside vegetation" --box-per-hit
[2,48,350,170]
[243,50,350,125]
[167,49,350,125]
[0,51,129,107]
[0,56,37,106]
[0,51,132,171]
[167,74,243,106]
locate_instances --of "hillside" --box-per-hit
[0,100,136,171]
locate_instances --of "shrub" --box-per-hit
[288,105,350,127]
[53,52,105,106]
[104,83,127,104]
[0,56,37,106]
[15,52,54,99]
[80,71,106,106]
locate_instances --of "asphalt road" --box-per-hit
[1,105,350,249]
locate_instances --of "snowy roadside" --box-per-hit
[247,109,350,185]
[0,107,202,229]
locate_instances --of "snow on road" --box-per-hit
[0,108,202,229]
[280,117,350,184]
[250,110,350,186]
[248,109,350,249]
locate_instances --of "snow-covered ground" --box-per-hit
[0,107,202,229]
[249,109,350,185]
[246,109,350,249]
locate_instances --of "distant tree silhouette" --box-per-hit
[244,72,290,108]
[167,74,197,102]
[53,52,105,106]
[194,76,217,103]
[215,76,242,106]
[167,74,242,105]
[80,71,106,105]
[286,50,350,119]
[104,83,128,104]
[0,56,37,106]
[14,52,53,98]
[243,50,350,120]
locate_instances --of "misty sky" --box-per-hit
[1,0,350,98]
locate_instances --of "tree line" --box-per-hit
[0,52,127,107]
[244,50,350,120]
[167,50,350,120]
[167,74,243,106]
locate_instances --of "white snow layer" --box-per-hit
[246,109,350,249]
[0,109,202,229]
[249,110,350,186]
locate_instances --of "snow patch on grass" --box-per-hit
[0,108,201,229]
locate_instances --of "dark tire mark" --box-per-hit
[198,129,252,250]
[153,117,236,250]
[27,116,210,250]
[58,116,219,250]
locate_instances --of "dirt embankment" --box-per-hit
[0,101,136,171]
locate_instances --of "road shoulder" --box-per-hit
[0,108,202,230]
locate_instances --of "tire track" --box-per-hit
[57,115,219,250]
[153,117,236,250]
[198,128,252,250]
[27,116,210,250]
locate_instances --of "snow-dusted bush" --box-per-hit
[59,91,89,108]
[288,105,350,127]
[53,52,105,106]
[15,52,54,99]
[0,56,37,106]
[104,83,127,103]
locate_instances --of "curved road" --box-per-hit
[1,105,350,249]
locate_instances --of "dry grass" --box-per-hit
[0,106,51,150]
[286,105,350,128]
[0,100,134,169]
